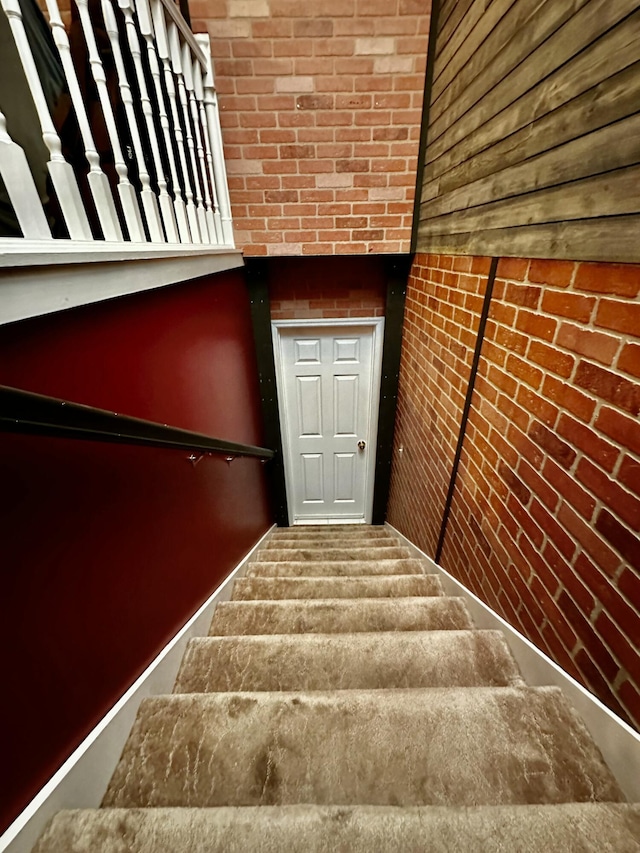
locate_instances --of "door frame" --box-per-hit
[272,317,385,526]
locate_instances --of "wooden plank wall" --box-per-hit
[415,0,640,263]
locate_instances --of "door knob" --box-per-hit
[358,440,366,451]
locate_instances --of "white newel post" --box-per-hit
[0,108,52,239]
[45,0,123,241]
[73,0,145,242]
[118,0,178,243]
[1,0,92,240]
[170,21,205,243]
[197,34,234,247]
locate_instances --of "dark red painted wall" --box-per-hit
[0,271,272,831]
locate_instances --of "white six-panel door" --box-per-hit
[273,320,384,524]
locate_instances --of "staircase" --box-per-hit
[33,526,640,851]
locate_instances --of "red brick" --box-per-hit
[542,458,595,521]
[618,343,640,379]
[517,387,559,427]
[574,649,626,722]
[595,299,640,335]
[527,340,574,378]
[555,323,620,366]
[541,290,596,323]
[557,503,622,577]
[295,94,334,110]
[574,360,640,416]
[497,257,529,281]
[528,259,575,287]
[576,458,640,530]
[517,458,559,511]
[596,611,640,688]
[595,406,640,456]
[293,18,334,37]
[618,681,640,726]
[595,509,640,571]
[618,455,640,498]
[618,569,640,611]
[542,376,597,423]
[556,414,619,473]
[574,262,640,297]
[516,309,557,342]
[505,282,541,308]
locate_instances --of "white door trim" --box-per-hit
[272,317,385,526]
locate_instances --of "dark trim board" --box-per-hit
[245,259,290,527]
[372,255,412,524]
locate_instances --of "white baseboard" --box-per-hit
[0,526,274,853]
[387,523,640,802]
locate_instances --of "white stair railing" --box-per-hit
[1,0,92,240]
[0,0,233,249]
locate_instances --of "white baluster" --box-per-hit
[73,0,145,241]
[44,0,123,241]
[183,43,214,243]
[118,0,177,242]
[193,57,222,243]
[101,0,163,242]
[151,3,193,242]
[170,21,204,243]
[134,0,190,243]
[196,34,234,247]
[0,108,52,239]
[1,0,92,239]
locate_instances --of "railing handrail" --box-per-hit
[0,384,274,460]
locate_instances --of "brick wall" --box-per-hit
[268,256,386,319]
[192,0,430,256]
[388,253,640,729]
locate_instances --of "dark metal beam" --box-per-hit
[434,256,499,562]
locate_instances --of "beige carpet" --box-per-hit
[32,525,639,851]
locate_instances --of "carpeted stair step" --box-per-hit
[232,574,444,600]
[247,558,426,577]
[174,630,524,692]
[272,524,391,536]
[262,538,399,551]
[270,529,397,542]
[32,803,640,853]
[101,687,624,809]
[209,597,473,635]
[253,546,412,562]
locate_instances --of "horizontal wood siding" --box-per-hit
[416,0,640,262]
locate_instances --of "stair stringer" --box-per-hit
[387,522,640,801]
[0,525,276,853]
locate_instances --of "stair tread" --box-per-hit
[254,547,412,561]
[232,574,444,600]
[261,538,399,550]
[209,596,474,635]
[33,804,640,853]
[101,687,624,809]
[247,558,426,577]
[174,630,524,692]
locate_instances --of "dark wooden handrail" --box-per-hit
[0,385,274,460]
